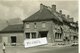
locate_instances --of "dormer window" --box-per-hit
[26,23,30,28]
[42,22,46,28]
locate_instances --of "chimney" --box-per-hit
[59,10,62,14]
[62,14,65,18]
[67,15,70,21]
[40,3,44,12]
[76,21,78,23]
[67,15,70,19]
[52,4,56,12]
[70,17,74,22]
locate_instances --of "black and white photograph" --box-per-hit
[0,0,78,53]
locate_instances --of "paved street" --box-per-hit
[35,46,78,53]
[0,46,78,53]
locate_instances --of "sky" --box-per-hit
[0,0,78,22]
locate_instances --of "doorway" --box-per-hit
[11,36,16,46]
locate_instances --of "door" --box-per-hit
[2,37,8,44]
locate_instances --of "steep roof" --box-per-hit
[23,6,63,23]
[0,24,24,33]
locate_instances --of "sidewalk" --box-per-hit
[37,43,72,48]
[0,45,55,53]
[0,43,72,49]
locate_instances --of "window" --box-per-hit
[25,33,30,38]
[26,23,30,28]
[42,22,46,28]
[73,36,78,40]
[34,23,37,28]
[32,32,36,38]
[39,31,48,38]
[55,33,58,39]
[55,33,62,39]
[11,36,16,43]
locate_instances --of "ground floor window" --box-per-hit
[32,32,36,38]
[55,33,62,39]
[73,36,78,40]
[11,36,16,43]
[25,33,30,38]
[39,31,48,38]
[25,31,48,39]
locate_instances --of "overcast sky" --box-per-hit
[0,0,78,22]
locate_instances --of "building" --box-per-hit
[0,24,24,46]
[0,4,78,46]
[23,4,78,45]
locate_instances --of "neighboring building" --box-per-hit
[0,24,24,46]
[0,4,78,46]
[69,21,78,43]
[61,14,78,44]
[23,4,78,45]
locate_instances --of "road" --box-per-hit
[34,46,78,53]
[0,46,78,53]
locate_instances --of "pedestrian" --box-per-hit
[3,42,6,53]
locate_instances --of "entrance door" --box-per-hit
[2,37,8,44]
[11,36,16,43]
[39,31,48,38]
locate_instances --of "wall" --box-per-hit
[0,33,24,46]
[52,21,64,45]
[62,24,70,37]
[24,20,54,43]
[62,24,78,44]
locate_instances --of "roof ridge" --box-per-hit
[23,4,63,22]
[8,24,23,26]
